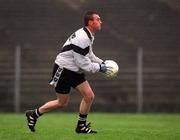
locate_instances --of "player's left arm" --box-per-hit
[71,34,103,73]
[73,47,100,73]
[89,48,103,64]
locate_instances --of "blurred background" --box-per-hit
[0,0,180,113]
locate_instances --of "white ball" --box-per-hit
[104,60,119,78]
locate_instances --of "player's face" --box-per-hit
[90,14,102,31]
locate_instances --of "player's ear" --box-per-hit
[88,20,93,26]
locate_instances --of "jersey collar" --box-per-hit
[83,27,94,41]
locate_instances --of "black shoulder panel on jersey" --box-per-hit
[61,44,89,56]
[61,45,72,52]
[83,27,92,41]
[73,44,90,56]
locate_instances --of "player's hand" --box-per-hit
[99,62,113,74]
[99,63,107,73]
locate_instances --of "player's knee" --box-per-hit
[91,94,95,101]
[57,100,69,108]
[61,101,69,107]
[84,93,95,103]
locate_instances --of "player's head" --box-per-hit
[84,11,102,32]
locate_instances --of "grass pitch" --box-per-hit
[0,113,179,140]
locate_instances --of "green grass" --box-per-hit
[0,113,180,140]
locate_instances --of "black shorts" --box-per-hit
[49,63,86,94]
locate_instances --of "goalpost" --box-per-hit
[14,45,21,113]
[137,47,143,113]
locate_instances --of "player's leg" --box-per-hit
[26,93,69,132]
[38,93,70,113]
[26,64,71,132]
[75,80,97,134]
[77,81,95,115]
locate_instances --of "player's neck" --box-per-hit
[86,26,96,35]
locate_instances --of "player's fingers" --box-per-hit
[106,69,114,75]
[106,66,113,71]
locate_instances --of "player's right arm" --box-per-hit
[72,42,100,73]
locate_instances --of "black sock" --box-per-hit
[78,113,87,124]
[33,108,42,118]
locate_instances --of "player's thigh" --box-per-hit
[76,81,95,98]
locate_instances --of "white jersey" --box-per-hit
[55,27,103,73]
